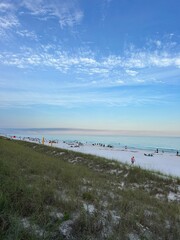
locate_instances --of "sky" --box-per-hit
[0,0,180,136]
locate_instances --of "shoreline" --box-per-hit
[2,134,180,177]
[1,133,180,153]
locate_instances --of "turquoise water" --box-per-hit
[0,128,180,153]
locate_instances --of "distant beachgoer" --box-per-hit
[177,151,179,156]
[156,148,158,153]
[131,156,135,165]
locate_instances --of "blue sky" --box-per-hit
[0,0,180,135]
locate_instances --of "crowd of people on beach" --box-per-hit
[3,135,180,161]
[92,143,113,148]
[10,135,41,143]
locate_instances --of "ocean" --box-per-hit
[0,128,180,153]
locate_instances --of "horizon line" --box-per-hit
[0,127,180,137]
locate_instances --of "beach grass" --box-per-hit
[0,136,180,239]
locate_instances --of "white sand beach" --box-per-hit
[50,141,180,178]
[5,135,180,177]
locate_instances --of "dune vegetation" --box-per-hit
[0,136,180,239]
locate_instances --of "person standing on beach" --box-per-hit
[131,156,135,165]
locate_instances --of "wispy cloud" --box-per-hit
[101,0,113,21]
[0,34,179,110]
[20,0,83,28]
[0,42,180,86]
[0,87,170,109]
[0,2,18,31]
[0,2,18,39]
[123,50,180,69]
[16,29,38,40]
[0,14,19,30]
[0,2,15,12]
[125,69,138,76]
[0,0,83,40]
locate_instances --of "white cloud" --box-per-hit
[135,79,145,83]
[102,55,122,68]
[0,14,19,30]
[20,0,46,15]
[79,57,97,65]
[0,2,15,12]
[0,40,180,89]
[0,0,83,40]
[85,67,109,75]
[123,50,180,69]
[174,58,180,68]
[125,69,138,76]
[155,40,161,47]
[21,0,83,28]
[115,80,124,84]
[0,1,19,34]
[16,29,38,40]
[58,8,83,29]
[1,46,180,72]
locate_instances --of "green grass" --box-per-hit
[0,137,180,239]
